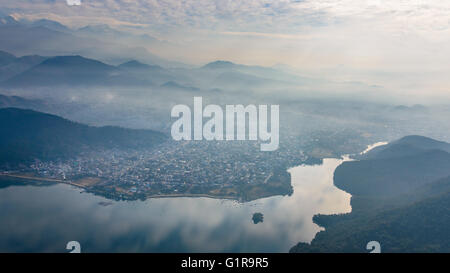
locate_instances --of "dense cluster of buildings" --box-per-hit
[27,139,307,197]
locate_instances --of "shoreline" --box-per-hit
[0,173,87,188]
[0,173,245,201]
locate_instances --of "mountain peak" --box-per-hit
[41,55,115,70]
[0,15,19,26]
[361,135,450,160]
[202,60,236,69]
[118,60,163,71]
[0,50,16,65]
[2,55,117,87]
[396,135,439,143]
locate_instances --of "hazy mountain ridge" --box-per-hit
[0,94,46,109]
[118,60,163,71]
[0,50,48,81]
[0,50,16,65]
[1,55,157,87]
[336,149,450,197]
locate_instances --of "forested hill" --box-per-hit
[291,135,450,253]
[335,149,450,197]
[335,135,450,197]
[0,108,167,167]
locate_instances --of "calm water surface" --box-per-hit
[0,157,351,252]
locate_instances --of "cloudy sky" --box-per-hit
[1,0,449,99]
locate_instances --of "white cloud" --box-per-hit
[3,1,449,35]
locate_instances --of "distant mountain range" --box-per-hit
[0,52,194,88]
[0,15,388,97]
[3,55,116,87]
[118,60,163,71]
[0,49,297,91]
[0,51,48,81]
[160,81,199,92]
[291,135,450,252]
[0,15,180,67]
[0,108,167,168]
[201,60,236,70]
[0,13,376,95]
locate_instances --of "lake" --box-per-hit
[0,157,351,253]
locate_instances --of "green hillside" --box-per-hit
[291,135,450,253]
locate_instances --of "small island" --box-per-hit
[252,212,264,224]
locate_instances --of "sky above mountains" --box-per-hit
[0,1,449,100]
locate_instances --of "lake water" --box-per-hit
[0,157,351,253]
